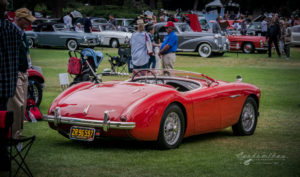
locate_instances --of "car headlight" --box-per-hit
[260,40,263,46]
[214,39,218,44]
[84,36,87,42]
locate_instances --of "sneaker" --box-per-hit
[286,57,290,60]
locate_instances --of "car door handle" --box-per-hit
[230,94,241,98]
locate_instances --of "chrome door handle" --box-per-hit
[230,94,241,98]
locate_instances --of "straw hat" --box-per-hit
[15,8,36,22]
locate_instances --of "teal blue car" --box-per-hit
[26,23,100,50]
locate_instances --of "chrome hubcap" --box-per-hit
[111,40,118,48]
[199,44,211,57]
[244,44,252,53]
[241,103,255,132]
[164,112,181,145]
[68,40,77,50]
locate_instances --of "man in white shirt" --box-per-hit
[63,12,72,30]
[261,16,268,36]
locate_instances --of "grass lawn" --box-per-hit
[3,47,300,177]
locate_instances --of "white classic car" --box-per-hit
[93,23,132,48]
[291,25,300,46]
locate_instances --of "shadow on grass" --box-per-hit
[51,130,234,151]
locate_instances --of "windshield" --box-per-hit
[248,23,261,30]
[92,18,107,24]
[100,24,116,31]
[177,23,193,32]
[124,19,134,26]
[53,24,68,31]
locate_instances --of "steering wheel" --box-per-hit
[131,69,158,84]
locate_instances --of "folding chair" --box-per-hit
[108,47,131,75]
[9,135,35,177]
[0,111,36,177]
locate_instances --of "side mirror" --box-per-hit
[236,75,242,82]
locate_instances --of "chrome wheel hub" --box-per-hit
[241,103,255,132]
[164,112,181,145]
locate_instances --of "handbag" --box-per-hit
[145,33,154,56]
[67,56,82,75]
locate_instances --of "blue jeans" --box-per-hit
[148,55,156,69]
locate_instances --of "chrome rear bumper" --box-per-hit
[43,108,135,132]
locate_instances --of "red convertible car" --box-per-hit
[44,70,260,149]
[228,35,268,54]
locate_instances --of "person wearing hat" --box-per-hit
[158,21,178,69]
[0,0,22,171]
[130,19,151,69]
[7,7,36,139]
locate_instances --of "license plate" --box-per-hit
[69,126,95,141]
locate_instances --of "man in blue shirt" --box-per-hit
[158,21,177,69]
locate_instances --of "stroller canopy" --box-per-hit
[81,48,104,67]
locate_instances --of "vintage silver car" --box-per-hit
[93,23,132,48]
[26,23,100,50]
[155,22,229,57]
[291,25,300,46]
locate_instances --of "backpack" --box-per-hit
[24,98,42,122]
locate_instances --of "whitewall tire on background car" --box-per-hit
[67,39,78,51]
[198,43,212,58]
[232,97,258,135]
[110,39,119,48]
[158,104,185,149]
[28,38,34,48]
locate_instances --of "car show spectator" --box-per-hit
[83,13,92,33]
[261,16,268,36]
[63,11,73,30]
[75,23,83,32]
[109,14,117,28]
[267,18,281,58]
[212,16,222,34]
[8,7,36,140]
[158,21,178,69]
[0,0,21,171]
[279,20,286,54]
[130,19,151,69]
[146,24,161,69]
[284,22,292,59]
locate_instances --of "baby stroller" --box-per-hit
[68,48,104,86]
[104,46,131,75]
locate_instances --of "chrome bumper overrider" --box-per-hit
[43,108,135,132]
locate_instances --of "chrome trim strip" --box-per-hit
[43,115,136,130]
[230,94,241,98]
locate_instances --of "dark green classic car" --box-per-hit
[26,23,100,50]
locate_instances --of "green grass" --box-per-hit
[3,47,300,177]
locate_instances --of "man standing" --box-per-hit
[261,16,268,36]
[7,8,36,139]
[63,12,73,30]
[267,18,281,58]
[212,16,222,34]
[109,14,117,28]
[0,0,21,171]
[130,19,150,69]
[84,13,92,33]
[159,21,177,69]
